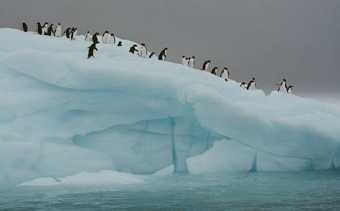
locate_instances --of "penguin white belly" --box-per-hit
[249,83,256,90]
[222,72,228,80]
[278,83,287,93]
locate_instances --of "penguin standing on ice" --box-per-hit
[211,67,218,75]
[246,77,256,90]
[189,56,195,68]
[85,31,92,41]
[139,43,148,57]
[129,44,139,55]
[102,31,109,43]
[55,23,62,37]
[202,60,211,71]
[277,78,288,93]
[117,41,123,47]
[47,24,54,36]
[64,27,71,39]
[42,22,49,35]
[71,28,77,40]
[221,67,230,81]
[287,85,294,94]
[88,43,98,59]
[92,32,100,44]
[182,56,187,66]
[158,48,168,61]
[22,22,28,32]
[37,22,43,35]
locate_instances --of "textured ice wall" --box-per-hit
[0,29,339,185]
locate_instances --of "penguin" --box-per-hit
[202,60,211,71]
[246,77,256,90]
[71,27,77,40]
[88,43,98,59]
[55,23,62,37]
[185,57,190,66]
[47,24,54,36]
[92,32,100,44]
[22,22,28,32]
[64,27,71,39]
[149,52,155,58]
[85,31,92,41]
[287,85,294,94]
[42,22,48,35]
[117,41,123,47]
[189,56,195,68]
[37,22,42,35]
[102,31,109,43]
[139,43,148,57]
[211,67,218,75]
[129,44,139,55]
[221,67,230,81]
[158,48,168,61]
[277,78,288,93]
[181,56,187,66]
[240,82,247,89]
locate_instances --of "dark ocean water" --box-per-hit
[1,171,340,211]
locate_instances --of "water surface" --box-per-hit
[1,171,340,210]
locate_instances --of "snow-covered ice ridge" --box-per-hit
[0,28,339,186]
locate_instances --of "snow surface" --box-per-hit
[0,28,339,186]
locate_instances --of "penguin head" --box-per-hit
[252,77,255,81]
[192,56,195,59]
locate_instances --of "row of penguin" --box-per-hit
[22,22,294,94]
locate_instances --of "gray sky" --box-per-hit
[0,0,339,97]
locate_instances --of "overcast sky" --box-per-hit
[0,0,339,97]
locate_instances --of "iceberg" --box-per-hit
[0,28,339,186]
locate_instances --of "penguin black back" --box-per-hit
[92,32,100,44]
[37,22,42,35]
[211,67,218,75]
[246,78,256,90]
[149,52,155,58]
[202,60,211,70]
[22,22,28,32]
[158,48,168,60]
[88,43,98,59]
